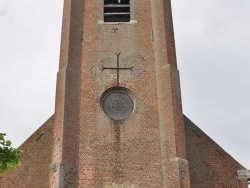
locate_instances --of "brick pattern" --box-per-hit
[74,0,189,187]
[45,0,190,187]
[184,116,248,188]
[2,0,247,188]
[78,0,158,187]
[50,0,84,186]
[0,116,54,188]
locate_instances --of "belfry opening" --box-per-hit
[104,0,130,22]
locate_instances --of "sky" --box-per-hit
[0,0,249,173]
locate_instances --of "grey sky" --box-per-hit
[0,0,249,170]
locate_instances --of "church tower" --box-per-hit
[1,0,248,187]
[50,0,190,187]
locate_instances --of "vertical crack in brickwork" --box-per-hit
[114,121,123,183]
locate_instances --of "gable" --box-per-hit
[0,116,54,188]
[184,115,247,188]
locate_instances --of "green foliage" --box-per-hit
[0,133,22,174]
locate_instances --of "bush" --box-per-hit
[0,133,22,174]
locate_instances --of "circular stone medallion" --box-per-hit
[101,88,134,120]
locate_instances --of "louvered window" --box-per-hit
[104,0,130,22]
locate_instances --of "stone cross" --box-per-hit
[102,53,133,86]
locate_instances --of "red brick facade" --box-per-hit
[0,116,54,188]
[184,116,248,188]
[0,0,247,187]
[50,0,190,187]
[0,116,247,187]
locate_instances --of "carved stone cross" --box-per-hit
[102,53,133,86]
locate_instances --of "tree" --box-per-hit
[0,133,22,174]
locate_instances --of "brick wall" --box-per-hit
[71,0,189,187]
[184,115,248,188]
[0,116,54,188]
[2,0,247,187]
[49,0,191,186]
